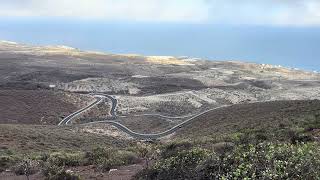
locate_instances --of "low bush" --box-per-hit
[36,152,83,179]
[49,170,81,180]
[118,150,140,165]
[198,142,320,179]
[47,152,84,167]
[135,142,320,180]
[136,148,210,180]
[13,159,39,176]
[159,141,193,159]
[232,126,316,145]
[0,155,20,172]
[41,161,80,180]
[85,147,139,172]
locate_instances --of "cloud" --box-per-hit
[0,0,320,26]
[205,0,320,26]
[0,0,210,23]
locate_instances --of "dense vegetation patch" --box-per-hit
[133,111,320,180]
[0,146,141,179]
[135,142,320,180]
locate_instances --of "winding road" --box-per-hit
[58,95,104,126]
[58,93,229,140]
[119,113,195,119]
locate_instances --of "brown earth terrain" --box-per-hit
[173,100,320,139]
[0,90,93,125]
[1,41,320,179]
[117,116,174,134]
[0,124,133,154]
[1,41,319,140]
[1,163,144,180]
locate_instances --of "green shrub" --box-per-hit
[13,159,39,176]
[37,152,50,162]
[236,129,271,145]
[85,147,139,172]
[49,170,81,180]
[85,147,107,164]
[0,155,20,172]
[41,161,80,180]
[136,148,210,180]
[289,132,314,144]
[160,141,193,159]
[40,161,63,179]
[47,152,84,167]
[233,127,315,145]
[300,114,320,130]
[136,142,320,180]
[197,142,320,179]
[97,158,124,172]
[118,150,140,165]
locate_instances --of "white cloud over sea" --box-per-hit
[1,0,320,26]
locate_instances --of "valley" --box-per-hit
[1,41,320,179]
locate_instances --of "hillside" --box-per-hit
[1,41,320,179]
[1,41,319,126]
[173,100,320,140]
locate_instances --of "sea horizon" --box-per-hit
[1,18,319,71]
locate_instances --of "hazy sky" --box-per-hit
[1,0,320,26]
[0,1,319,71]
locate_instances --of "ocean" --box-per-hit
[0,18,319,71]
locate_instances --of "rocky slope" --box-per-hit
[0,40,319,126]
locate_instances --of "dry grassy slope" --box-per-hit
[1,41,320,132]
[117,116,174,134]
[0,124,133,154]
[173,100,320,139]
[0,90,92,125]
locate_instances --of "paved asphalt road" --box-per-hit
[59,93,230,140]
